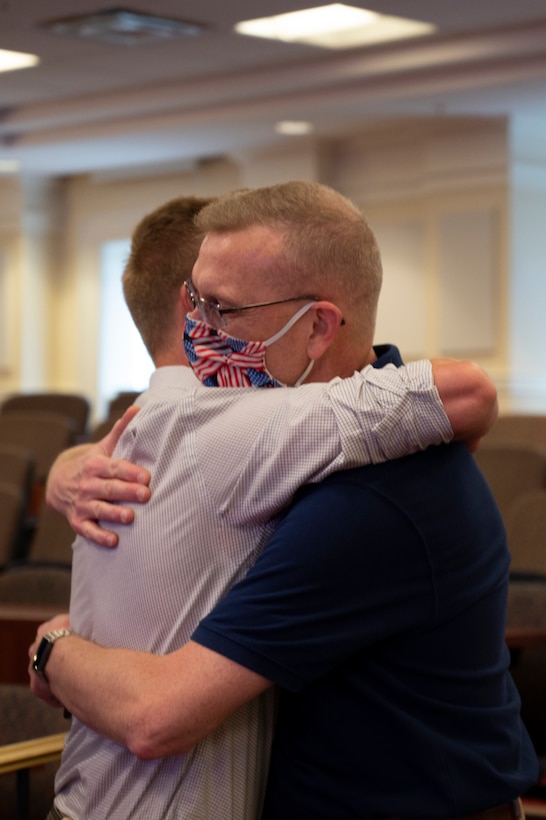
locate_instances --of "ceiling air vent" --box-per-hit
[39,7,207,46]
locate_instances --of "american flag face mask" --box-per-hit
[183,302,316,388]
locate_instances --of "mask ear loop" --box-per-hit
[263,301,317,387]
[263,301,316,346]
[292,358,314,387]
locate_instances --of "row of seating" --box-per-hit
[474,443,546,576]
[0,389,142,442]
[471,414,546,579]
[0,389,141,456]
[0,392,146,817]
[0,391,141,573]
[478,416,546,759]
[487,414,546,448]
[1,403,546,581]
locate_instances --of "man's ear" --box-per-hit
[180,282,192,314]
[306,302,345,361]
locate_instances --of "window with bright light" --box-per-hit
[97,239,153,418]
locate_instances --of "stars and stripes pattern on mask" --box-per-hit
[184,316,280,388]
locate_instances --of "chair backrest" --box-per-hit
[1,392,90,439]
[27,503,75,567]
[0,442,35,500]
[106,391,141,421]
[88,390,141,442]
[0,684,68,818]
[0,412,77,483]
[0,566,71,607]
[505,489,546,576]
[485,414,546,448]
[0,683,69,742]
[0,483,25,568]
[88,417,115,443]
[473,443,546,524]
[2,502,74,607]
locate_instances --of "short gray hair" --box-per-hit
[195,181,382,335]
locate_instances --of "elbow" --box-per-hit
[126,733,162,762]
[124,705,195,760]
[449,361,498,447]
[468,361,498,433]
[433,357,498,439]
[129,736,195,762]
[123,699,166,760]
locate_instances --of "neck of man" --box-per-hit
[152,348,190,369]
[307,343,377,384]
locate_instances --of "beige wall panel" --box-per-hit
[373,222,428,358]
[0,249,11,371]
[436,209,498,356]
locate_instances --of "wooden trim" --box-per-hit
[506,627,546,649]
[0,604,61,622]
[0,732,66,775]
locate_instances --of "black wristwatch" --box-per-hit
[32,629,73,682]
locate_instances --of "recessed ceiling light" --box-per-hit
[40,7,207,46]
[275,121,314,135]
[235,4,435,49]
[0,48,40,74]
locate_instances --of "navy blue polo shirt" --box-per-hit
[194,345,538,818]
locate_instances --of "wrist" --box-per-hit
[32,629,73,682]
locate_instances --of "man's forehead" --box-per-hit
[193,227,283,295]
[201,225,282,253]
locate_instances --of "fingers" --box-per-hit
[463,436,482,453]
[67,475,150,545]
[31,614,71,646]
[50,613,71,631]
[81,460,151,504]
[78,452,150,491]
[65,457,151,545]
[46,406,151,547]
[29,667,63,707]
[78,468,150,504]
[99,406,140,457]
[74,517,120,547]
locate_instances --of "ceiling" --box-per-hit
[3,0,546,177]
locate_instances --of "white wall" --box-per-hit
[508,115,546,410]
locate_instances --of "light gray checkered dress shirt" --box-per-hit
[55,360,451,819]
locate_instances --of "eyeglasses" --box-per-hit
[184,278,319,329]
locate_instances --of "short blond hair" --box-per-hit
[195,181,382,336]
[122,196,214,360]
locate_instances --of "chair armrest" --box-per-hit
[0,732,66,775]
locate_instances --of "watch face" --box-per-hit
[33,635,53,680]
